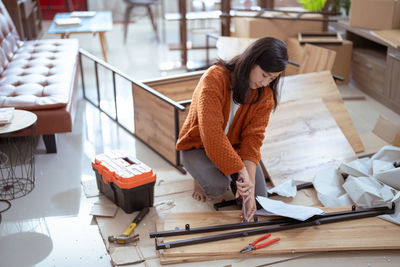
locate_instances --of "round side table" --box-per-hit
[0,110,37,200]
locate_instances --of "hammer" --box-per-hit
[108,207,150,244]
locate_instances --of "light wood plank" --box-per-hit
[158,208,400,259]
[262,98,356,185]
[371,29,400,49]
[279,71,364,153]
[132,84,177,165]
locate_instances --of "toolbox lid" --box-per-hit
[92,150,156,188]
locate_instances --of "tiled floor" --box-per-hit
[0,15,400,267]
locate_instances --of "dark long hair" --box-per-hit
[216,37,288,109]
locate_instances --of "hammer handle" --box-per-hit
[123,207,150,236]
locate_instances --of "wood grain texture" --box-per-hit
[299,44,336,74]
[371,29,400,49]
[279,71,364,153]
[261,98,356,185]
[143,72,202,102]
[158,208,400,261]
[132,84,177,165]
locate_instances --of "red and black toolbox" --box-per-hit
[92,150,156,213]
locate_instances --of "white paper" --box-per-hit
[375,168,400,190]
[371,145,400,162]
[343,176,398,208]
[256,196,324,221]
[372,159,395,175]
[312,145,400,224]
[267,179,297,197]
[339,157,372,177]
[313,167,353,206]
[371,146,400,190]
[379,197,400,225]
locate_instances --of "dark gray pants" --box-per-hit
[181,148,268,197]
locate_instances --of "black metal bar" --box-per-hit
[206,33,210,67]
[287,60,300,67]
[205,33,220,67]
[79,49,185,111]
[154,205,394,249]
[174,107,180,168]
[299,41,343,46]
[112,71,118,122]
[221,14,337,23]
[177,99,192,106]
[233,7,340,16]
[150,205,393,238]
[332,74,345,82]
[94,61,100,108]
[301,32,338,37]
[79,52,86,100]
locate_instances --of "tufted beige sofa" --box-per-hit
[0,0,79,153]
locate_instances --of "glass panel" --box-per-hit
[115,74,134,133]
[80,55,98,105]
[97,64,116,119]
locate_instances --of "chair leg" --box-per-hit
[124,5,134,44]
[147,5,159,41]
[42,134,57,153]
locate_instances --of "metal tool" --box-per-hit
[238,177,247,223]
[240,233,280,253]
[108,207,149,244]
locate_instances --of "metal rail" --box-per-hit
[78,49,187,173]
[152,205,394,249]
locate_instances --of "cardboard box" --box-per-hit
[232,12,324,41]
[358,116,400,157]
[349,0,400,30]
[286,37,353,84]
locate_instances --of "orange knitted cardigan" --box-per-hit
[176,65,274,176]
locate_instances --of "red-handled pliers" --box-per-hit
[240,234,280,253]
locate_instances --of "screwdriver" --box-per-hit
[238,177,247,223]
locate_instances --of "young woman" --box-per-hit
[176,37,288,221]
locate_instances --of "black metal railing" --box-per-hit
[78,48,186,171]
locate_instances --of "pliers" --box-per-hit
[240,234,280,253]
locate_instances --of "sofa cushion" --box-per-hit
[0,39,79,110]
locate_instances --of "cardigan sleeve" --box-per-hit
[197,73,245,176]
[238,89,274,164]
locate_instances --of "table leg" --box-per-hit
[60,33,71,39]
[99,32,108,62]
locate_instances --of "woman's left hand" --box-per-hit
[235,167,254,198]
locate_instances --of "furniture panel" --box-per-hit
[352,48,386,96]
[132,83,178,165]
[333,21,400,114]
[143,72,202,102]
[386,49,400,105]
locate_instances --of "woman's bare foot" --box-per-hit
[192,180,208,202]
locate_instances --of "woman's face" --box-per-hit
[249,65,282,90]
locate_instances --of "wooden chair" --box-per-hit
[123,0,160,43]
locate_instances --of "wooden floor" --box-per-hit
[42,19,400,266]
